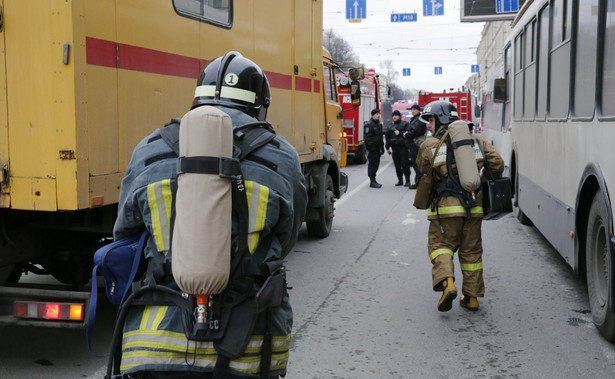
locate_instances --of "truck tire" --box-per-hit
[355,145,367,164]
[586,192,615,341]
[306,174,334,238]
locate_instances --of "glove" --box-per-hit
[380,147,385,155]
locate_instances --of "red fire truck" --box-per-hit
[417,91,479,125]
[337,69,382,164]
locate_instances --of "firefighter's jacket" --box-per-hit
[113,106,307,377]
[417,123,504,220]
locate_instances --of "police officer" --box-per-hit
[113,52,307,378]
[403,104,427,189]
[364,108,384,188]
[416,101,504,312]
[386,110,411,186]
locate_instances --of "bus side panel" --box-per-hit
[5,0,79,211]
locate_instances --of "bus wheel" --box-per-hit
[306,174,334,238]
[586,192,615,341]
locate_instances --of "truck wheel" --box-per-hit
[586,192,615,341]
[355,145,367,164]
[306,174,334,238]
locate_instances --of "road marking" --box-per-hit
[335,161,393,207]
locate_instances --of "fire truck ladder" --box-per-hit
[459,97,468,120]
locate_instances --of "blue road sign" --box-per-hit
[403,68,411,76]
[434,66,443,75]
[391,13,418,22]
[471,64,480,73]
[346,0,366,19]
[496,0,519,13]
[423,0,444,16]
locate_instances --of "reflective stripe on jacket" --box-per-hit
[113,106,307,377]
[417,130,504,220]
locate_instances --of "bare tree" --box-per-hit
[323,28,359,66]
[379,60,407,101]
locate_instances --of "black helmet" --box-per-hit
[419,100,459,125]
[192,51,271,121]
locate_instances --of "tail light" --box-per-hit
[14,301,84,321]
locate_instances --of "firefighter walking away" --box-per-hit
[416,101,504,312]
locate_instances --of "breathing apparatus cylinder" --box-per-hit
[172,105,233,296]
[448,120,481,192]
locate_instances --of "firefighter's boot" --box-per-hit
[459,295,479,311]
[437,277,457,312]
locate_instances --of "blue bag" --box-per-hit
[87,230,149,355]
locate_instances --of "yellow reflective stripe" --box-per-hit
[139,306,153,330]
[147,179,173,253]
[428,205,484,216]
[123,328,187,340]
[120,333,291,373]
[120,350,217,372]
[245,180,269,254]
[461,262,483,271]
[430,248,454,261]
[137,305,169,330]
[151,306,168,329]
[122,339,216,354]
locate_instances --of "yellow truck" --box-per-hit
[0,0,352,327]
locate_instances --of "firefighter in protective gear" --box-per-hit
[416,101,504,312]
[113,52,307,378]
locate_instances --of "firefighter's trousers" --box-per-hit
[428,217,485,298]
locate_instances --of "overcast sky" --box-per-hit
[323,0,485,93]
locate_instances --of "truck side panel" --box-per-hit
[0,4,9,208]
[5,1,78,211]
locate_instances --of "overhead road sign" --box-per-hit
[391,13,417,22]
[423,0,444,16]
[403,68,411,77]
[497,0,519,13]
[461,0,526,22]
[346,0,366,20]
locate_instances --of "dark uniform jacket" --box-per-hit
[113,106,307,377]
[404,114,427,148]
[417,120,504,220]
[385,119,410,149]
[364,117,384,152]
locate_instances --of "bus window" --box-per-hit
[601,1,615,117]
[573,0,598,119]
[548,0,571,119]
[513,32,524,121]
[174,0,232,27]
[536,4,549,120]
[523,19,537,120]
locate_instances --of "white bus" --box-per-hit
[483,0,615,341]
